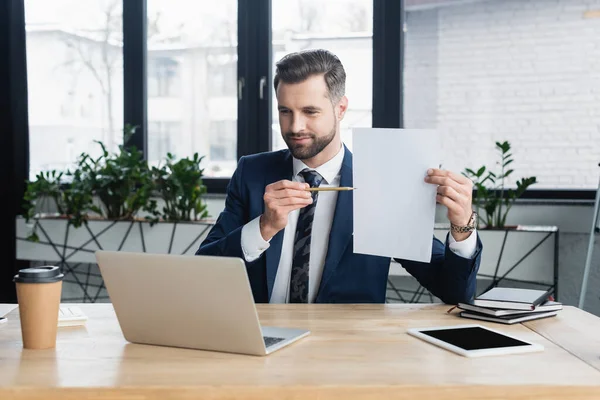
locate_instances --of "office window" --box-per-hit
[148,121,180,164]
[24,0,124,180]
[209,120,237,163]
[208,59,237,97]
[403,0,600,189]
[147,0,238,178]
[148,56,181,97]
[271,0,373,152]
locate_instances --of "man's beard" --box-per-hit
[283,124,337,160]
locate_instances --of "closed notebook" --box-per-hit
[457,301,563,317]
[472,287,552,310]
[58,306,87,327]
[459,310,559,325]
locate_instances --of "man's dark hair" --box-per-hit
[273,49,346,102]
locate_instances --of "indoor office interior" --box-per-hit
[1,0,599,317]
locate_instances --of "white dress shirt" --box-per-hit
[241,145,477,303]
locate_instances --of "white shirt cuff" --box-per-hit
[241,216,271,262]
[447,229,478,259]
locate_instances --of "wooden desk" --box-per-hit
[1,304,599,399]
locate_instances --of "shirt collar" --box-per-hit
[292,144,345,185]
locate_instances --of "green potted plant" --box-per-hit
[77,124,159,222]
[21,124,160,241]
[17,127,215,305]
[23,170,67,222]
[463,141,537,229]
[23,170,67,242]
[22,168,97,241]
[152,152,209,222]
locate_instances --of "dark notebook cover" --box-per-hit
[472,287,552,310]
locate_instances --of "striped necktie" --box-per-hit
[289,169,324,303]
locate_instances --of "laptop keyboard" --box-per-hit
[263,336,285,348]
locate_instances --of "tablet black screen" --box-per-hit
[420,326,531,350]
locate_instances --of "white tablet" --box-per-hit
[407,324,544,357]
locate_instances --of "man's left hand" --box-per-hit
[424,168,474,241]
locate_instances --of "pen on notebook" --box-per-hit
[305,187,357,192]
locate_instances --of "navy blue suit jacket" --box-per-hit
[196,147,482,304]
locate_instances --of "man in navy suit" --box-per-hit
[196,49,482,304]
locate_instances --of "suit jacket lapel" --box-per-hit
[265,151,293,300]
[318,146,353,296]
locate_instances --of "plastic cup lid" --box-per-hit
[13,266,64,284]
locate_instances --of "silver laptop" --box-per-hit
[95,250,310,356]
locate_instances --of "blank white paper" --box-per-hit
[352,128,440,262]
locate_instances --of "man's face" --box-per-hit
[276,75,346,160]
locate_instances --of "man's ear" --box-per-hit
[336,96,349,121]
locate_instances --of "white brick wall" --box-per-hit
[404,0,600,189]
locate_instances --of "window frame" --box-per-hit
[130,0,271,191]
[130,0,597,199]
[1,0,30,302]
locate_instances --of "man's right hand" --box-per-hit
[259,180,313,241]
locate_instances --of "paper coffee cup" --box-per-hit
[14,266,64,349]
